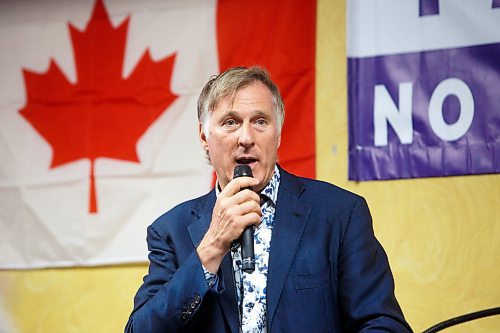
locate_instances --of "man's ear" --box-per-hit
[199,122,209,152]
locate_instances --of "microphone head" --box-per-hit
[233,164,253,179]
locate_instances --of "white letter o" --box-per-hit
[428,78,474,141]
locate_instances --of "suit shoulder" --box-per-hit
[279,167,363,203]
[288,176,371,222]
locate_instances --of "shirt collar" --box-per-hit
[215,165,281,206]
[260,165,280,206]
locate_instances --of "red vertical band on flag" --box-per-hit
[89,159,97,213]
[216,0,316,178]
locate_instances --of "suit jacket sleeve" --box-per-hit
[338,196,412,332]
[125,222,224,333]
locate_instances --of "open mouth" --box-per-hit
[235,157,257,165]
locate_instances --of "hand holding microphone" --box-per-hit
[197,165,261,274]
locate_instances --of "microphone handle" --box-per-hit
[241,226,255,273]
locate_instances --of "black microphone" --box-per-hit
[233,164,255,273]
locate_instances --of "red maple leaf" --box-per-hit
[19,0,178,213]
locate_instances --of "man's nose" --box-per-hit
[238,122,255,147]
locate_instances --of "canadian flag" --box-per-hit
[0,0,315,268]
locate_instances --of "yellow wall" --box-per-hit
[1,1,499,332]
[0,266,145,332]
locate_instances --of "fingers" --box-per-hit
[231,189,261,206]
[215,191,261,231]
[217,187,261,226]
[221,176,259,197]
[215,210,261,243]
[223,199,262,224]
[203,176,262,254]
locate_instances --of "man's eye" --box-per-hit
[223,119,237,126]
[256,118,268,126]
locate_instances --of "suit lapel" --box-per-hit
[218,252,240,333]
[187,190,239,333]
[267,169,311,329]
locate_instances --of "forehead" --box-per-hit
[214,81,274,114]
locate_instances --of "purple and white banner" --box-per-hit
[347,0,500,181]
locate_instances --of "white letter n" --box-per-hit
[374,82,413,146]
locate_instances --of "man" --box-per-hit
[125,66,412,332]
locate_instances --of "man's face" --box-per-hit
[199,81,281,192]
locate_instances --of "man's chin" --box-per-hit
[254,174,272,192]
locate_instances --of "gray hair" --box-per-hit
[197,66,285,137]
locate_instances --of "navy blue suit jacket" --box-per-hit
[126,167,412,332]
